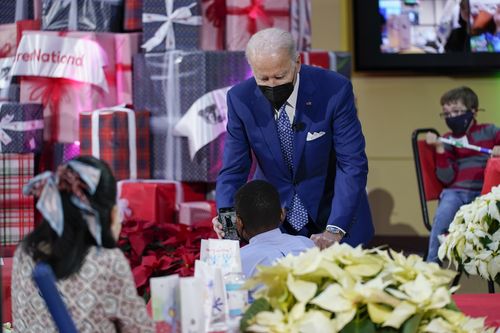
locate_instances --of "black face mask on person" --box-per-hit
[258,67,296,110]
[445,111,474,137]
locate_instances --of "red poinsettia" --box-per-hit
[119,219,217,297]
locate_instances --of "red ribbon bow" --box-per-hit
[27,77,75,143]
[226,0,289,34]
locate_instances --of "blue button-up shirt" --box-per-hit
[240,228,315,278]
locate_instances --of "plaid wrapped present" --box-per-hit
[41,0,124,32]
[124,0,143,31]
[300,51,352,79]
[0,0,35,24]
[178,200,216,226]
[79,107,151,180]
[133,51,252,182]
[0,103,43,153]
[0,153,35,246]
[36,141,81,173]
[142,0,202,52]
[225,0,290,51]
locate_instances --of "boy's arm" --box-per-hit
[426,132,457,185]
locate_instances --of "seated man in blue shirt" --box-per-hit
[234,180,315,278]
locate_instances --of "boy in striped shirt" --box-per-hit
[425,86,500,263]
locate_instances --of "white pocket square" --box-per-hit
[306,131,326,141]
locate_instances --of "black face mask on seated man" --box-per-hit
[445,111,474,137]
[258,81,294,111]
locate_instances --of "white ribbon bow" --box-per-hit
[142,1,202,51]
[0,113,44,152]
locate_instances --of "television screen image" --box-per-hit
[469,0,500,52]
[379,0,500,54]
[353,0,500,71]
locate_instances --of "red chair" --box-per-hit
[412,128,495,293]
[411,128,443,231]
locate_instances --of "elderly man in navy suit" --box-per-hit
[214,28,374,249]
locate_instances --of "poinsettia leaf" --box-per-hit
[401,313,423,333]
[340,316,376,333]
[240,298,272,332]
[375,327,399,333]
[488,218,499,235]
[479,236,491,247]
[129,233,150,256]
[132,265,153,288]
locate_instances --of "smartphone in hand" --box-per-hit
[218,208,240,240]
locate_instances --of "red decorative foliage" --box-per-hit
[118,219,217,297]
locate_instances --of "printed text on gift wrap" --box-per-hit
[15,49,84,67]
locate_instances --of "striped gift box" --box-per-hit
[79,107,151,181]
[0,153,35,247]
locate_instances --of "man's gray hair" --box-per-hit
[245,28,297,63]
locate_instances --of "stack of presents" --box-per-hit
[0,0,352,327]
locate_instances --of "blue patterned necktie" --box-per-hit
[276,104,308,231]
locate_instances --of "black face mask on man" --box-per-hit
[445,111,474,137]
[258,68,296,110]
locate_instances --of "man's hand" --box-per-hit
[310,231,342,250]
[212,216,224,239]
[492,145,500,157]
[425,132,445,154]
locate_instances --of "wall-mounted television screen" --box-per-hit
[353,0,500,72]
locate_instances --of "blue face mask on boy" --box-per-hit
[445,111,474,137]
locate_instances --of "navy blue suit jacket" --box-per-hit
[216,65,374,246]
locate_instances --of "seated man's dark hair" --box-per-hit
[234,180,282,236]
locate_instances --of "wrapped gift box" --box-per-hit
[133,51,251,182]
[0,20,40,102]
[36,141,81,173]
[0,0,35,24]
[300,51,352,79]
[200,0,226,50]
[18,31,140,143]
[124,0,143,31]
[0,20,40,59]
[79,107,151,180]
[178,200,216,226]
[0,57,20,102]
[225,0,290,51]
[0,153,35,246]
[118,180,203,224]
[142,0,202,52]
[1,258,13,323]
[0,103,43,153]
[291,0,312,51]
[41,0,124,32]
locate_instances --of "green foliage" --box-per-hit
[340,315,376,333]
[240,298,272,332]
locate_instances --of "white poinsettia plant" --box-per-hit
[240,244,494,333]
[439,185,500,284]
